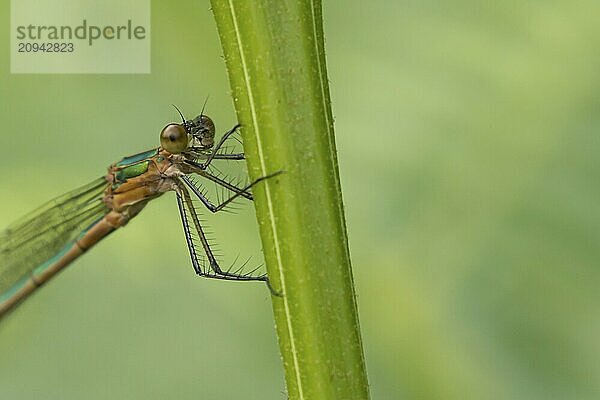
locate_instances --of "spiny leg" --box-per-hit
[176,191,203,275]
[211,153,245,160]
[192,124,242,169]
[179,172,283,213]
[188,151,245,161]
[175,183,268,284]
[185,160,254,201]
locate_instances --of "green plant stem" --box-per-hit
[210,1,370,399]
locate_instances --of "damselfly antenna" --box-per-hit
[200,96,209,118]
[172,104,186,125]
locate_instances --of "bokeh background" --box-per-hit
[1,1,599,399]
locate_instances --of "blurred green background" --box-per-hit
[1,1,599,399]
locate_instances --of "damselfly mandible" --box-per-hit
[0,109,280,319]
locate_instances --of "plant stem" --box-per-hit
[210,1,370,399]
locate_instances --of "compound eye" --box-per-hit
[160,124,188,153]
[198,115,215,148]
[200,115,215,135]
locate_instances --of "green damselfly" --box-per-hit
[0,108,280,318]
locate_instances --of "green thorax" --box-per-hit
[114,148,159,182]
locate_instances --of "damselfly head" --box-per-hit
[185,114,215,150]
[160,107,216,154]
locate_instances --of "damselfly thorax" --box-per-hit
[103,149,186,225]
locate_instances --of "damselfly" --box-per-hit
[0,108,280,319]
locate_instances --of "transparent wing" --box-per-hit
[0,178,109,294]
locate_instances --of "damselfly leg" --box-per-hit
[211,153,245,161]
[179,150,283,294]
[176,180,268,282]
[179,172,282,213]
[191,124,245,169]
[184,162,254,201]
